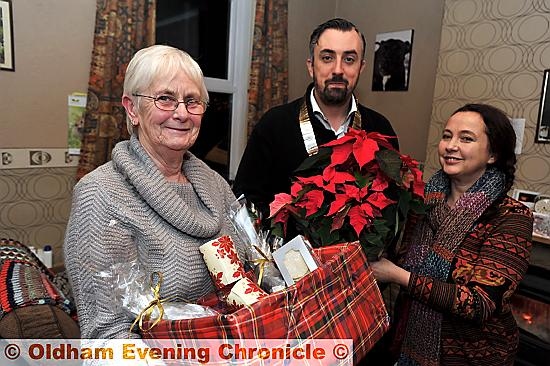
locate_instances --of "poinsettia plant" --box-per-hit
[269,129,426,260]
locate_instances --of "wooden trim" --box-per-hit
[533,233,550,246]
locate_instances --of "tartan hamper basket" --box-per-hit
[142,242,389,364]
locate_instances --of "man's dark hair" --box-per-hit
[309,18,366,60]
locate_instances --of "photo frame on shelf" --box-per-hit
[536,69,550,143]
[512,189,540,210]
[372,29,413,92]
[0,0,14,71]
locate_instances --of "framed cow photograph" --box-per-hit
[0,0,14,71]
[372,29,414,92]
[536,69,550,143]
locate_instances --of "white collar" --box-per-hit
[309,88,357,137]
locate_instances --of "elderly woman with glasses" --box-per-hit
[64,45,246,339]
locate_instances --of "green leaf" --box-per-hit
[360,232,385,261]
[397,190,412,217]
[271,224,284,239]
[395,208,400,236]
[294,148,332,175]
[409,198,427,214]
[373,219,391,238]
[382,205,397,226]
[317,223,341,246]
[376,149,402,182]
[354,171,370,188]
[364,246,384,262]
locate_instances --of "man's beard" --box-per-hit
[314,75,351,105]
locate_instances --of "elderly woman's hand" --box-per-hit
[370,257,411,287]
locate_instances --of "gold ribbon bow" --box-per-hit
[250,245,272,286]
[129,272,172,334]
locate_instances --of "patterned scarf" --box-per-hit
[397,167,506,366]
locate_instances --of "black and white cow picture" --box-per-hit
[372,30,413,92]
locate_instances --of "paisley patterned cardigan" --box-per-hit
[389,196,533,365]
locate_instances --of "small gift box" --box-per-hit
[199,235,246,289]
[273,235,319,286]
[227,277,268,307]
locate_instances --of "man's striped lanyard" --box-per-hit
[298,97,362,156]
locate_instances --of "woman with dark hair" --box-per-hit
[370,104,533,365]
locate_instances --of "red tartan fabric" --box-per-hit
[142,243,389,364]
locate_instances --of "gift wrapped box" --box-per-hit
[142,242,389,363]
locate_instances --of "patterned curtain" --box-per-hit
[247,0,289,135]
[76,0,155,180]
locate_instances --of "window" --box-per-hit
[156,0,254,181]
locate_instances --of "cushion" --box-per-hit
[0,238,79,339]
[0,305,80,339]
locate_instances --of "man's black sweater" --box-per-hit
[233,84,399,220]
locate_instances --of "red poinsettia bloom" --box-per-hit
[400,154,425,197]
[348,205,373,236]
[270,129,426,260]
[368,192,395,210]
[371,173,389,191]
[295,189,325,217]
[269,193,293,234]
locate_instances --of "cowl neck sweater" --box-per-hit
[111,135,225,238]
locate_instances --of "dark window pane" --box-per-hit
[156,0,230,79]
[190,92,231,180]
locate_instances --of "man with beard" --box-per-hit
[233,18,398,221]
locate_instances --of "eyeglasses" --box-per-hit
[132,93,208,115]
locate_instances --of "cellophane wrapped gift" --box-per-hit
[142,242,390,364]
[229,196,286,293]
[96,260,218,324]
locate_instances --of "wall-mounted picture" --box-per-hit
[536,69,550,143]
[372,29,413,92]
[0,0,14,71]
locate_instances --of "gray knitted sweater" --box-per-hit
[63,135,245,339]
